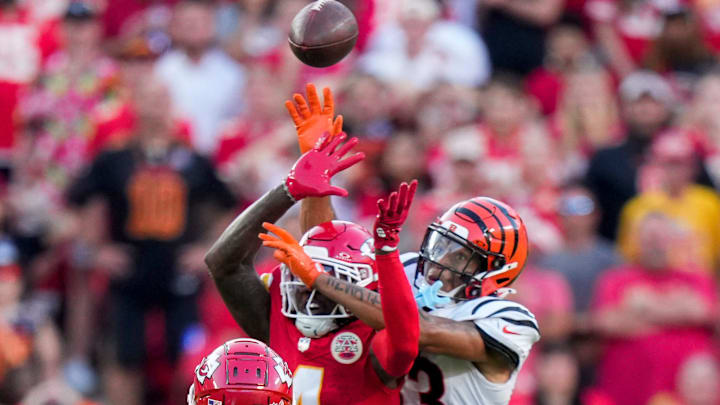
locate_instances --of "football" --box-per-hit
[288,0,359,68]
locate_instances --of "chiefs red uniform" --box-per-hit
[266,265,400,405]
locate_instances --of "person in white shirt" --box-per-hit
[360,0,491,91]
[155,0,245,156]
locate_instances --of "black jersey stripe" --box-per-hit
[500,317,540,333]
[471,299,502,315]
[487,306,536,319]
[475,326,520,369]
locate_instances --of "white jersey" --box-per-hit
[400,253,541,405]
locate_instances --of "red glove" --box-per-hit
[373,180,418,253]
[284,132,365,202]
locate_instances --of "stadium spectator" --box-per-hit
[526,19,595,116]
[415,83,479,147]
[66,77,235,405]
[532,345,581,405]
[646,353,720,405]
[337,74,395,141]
[219,0,284,62]
[588,0,720,77]
[681,71,720,187]
[0,0,59,177]
[552,67,621,181]
[585,70,675,240]
[85,34,181,159]
[17,1,116,190]
[476,74,557,203]
[480,0,564,75]
[0,248,66,404]
[360,0,490,91]
[213,65,296,202]
[539,185,621,324]
[155,0,245,155]
[617,132,720,273]
[643,9,717,98]
[592,212,717,405]
[101,0,176,40]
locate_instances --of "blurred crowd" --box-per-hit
[2,0,720,404]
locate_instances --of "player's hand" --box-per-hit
[373,180,418,253]
[415,281,451,310]
[259,222,322,287]
[284,132,364,201]
[285,83,344,153]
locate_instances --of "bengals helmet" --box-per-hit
[188,338,292,405]
[281,220,377,338]
[416,197,528,299]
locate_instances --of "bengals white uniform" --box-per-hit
[400,253,541,405]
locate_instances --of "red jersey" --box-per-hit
[267,266,401,405]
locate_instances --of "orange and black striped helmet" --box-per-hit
[416,197,529,299]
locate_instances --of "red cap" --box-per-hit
[651,131,695,162]
[0,264,20,281]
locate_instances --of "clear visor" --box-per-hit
[422,229,488,282]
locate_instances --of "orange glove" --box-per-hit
[285,83,344,153]
[259,222,322,287]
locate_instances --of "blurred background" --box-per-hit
[1,0,720,404]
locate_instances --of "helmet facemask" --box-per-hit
[280,247,376,338]
[415,222,510,300]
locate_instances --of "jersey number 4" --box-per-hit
[294,365,324,405]
[408,357,445,405]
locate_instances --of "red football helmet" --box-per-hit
[281,220,377,338]
[188,338,292,405]
[416,197,529,299]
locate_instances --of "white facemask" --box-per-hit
[295,317,339,338]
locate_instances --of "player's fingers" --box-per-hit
[332,152,364,174]
[323,132,347,155]
[258,233,281,243]
[376,198,387,217]
[322,185,349,198]
[262,240,287,250]
[293,94,311,119]
[322,87,334,115]
[306,83,322,113]
[262,222,298,244]
[396,183,409,215]
[332,115,343,135]
[314,132,332,151]
[388,191,399,214]
[273,250,289,263]
[405,180,419,209]
[331,135,358,158]
[284,100,302,126]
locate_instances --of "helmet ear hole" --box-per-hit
[492,257,505,270]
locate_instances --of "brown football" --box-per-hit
[288,0,359,68]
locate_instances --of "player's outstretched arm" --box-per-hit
[205,133,364,343]
[205,185,293,343]
[369,181,420,379]
[285,83,344,232]
[294,270,519,378]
